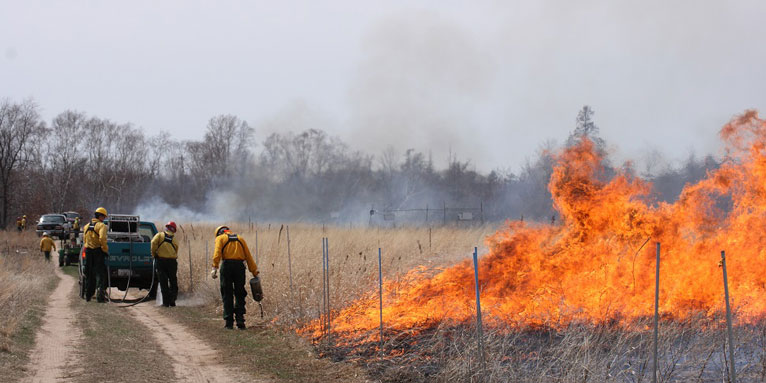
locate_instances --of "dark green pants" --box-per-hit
[43,251,50,262]
[157,258,178,306]
[84,248,107,301]
[220,260,247,324]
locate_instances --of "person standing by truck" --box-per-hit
[210,225,258,329]
[72,216,80,239]
[83,207,109,302]
[39,232,56,262]
[151,221,179,307]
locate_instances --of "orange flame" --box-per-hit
[308,111,766,343]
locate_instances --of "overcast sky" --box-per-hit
[2,0,765,172]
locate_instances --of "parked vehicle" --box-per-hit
[36,214,70,239]
[59,237,81,267]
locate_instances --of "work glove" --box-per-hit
[211,268,218,279]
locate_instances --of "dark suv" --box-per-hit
[36,214,70,239]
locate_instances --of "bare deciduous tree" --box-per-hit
[0,99,45,227]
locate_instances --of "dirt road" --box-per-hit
[22,267,81,383]
[129,302,266,383]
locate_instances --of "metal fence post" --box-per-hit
[653,242,660,383]
[378,247,384,351]
[188,239,193,293]
[321,238,327,336]
[326,238,331,342]
[287,225,293,300]
[721,250,737,383]
[472,247,486,378]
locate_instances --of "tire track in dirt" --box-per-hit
[22,267,81,383]
[128,302,267,383]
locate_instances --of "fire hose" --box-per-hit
[106,256,156,308]
[105,231,158,308]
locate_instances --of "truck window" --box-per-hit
[138,224,156,242]
[110,221,138,233]
[41,215,66,223]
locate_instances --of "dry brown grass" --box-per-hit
[0,229,57,381]
[167,223,494,329]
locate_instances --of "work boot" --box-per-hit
[236,322,246,330]
[224,321,234,330]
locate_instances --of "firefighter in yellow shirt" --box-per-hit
[210,225,258,329]
[72,216,81,240]
[82,207,109,302]
[39,232,56,262]
[151,221,179,307]
[21,215,27,230]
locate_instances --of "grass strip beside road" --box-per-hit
[62,265,176,383]
[0,259,57,382]
[164,305,369,383]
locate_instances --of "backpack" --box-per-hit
[160,232,178,252]
[221,234,241,257]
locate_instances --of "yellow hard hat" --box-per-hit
[214,225,229,237]
[23,215,26,218]
[95,207,108,216]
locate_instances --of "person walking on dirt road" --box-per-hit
[21,215,27,230]
[83,207,109,302]
[16,216,22,232]
[39,232,56,262]
[210,225,258,329]
[151,221,179,307]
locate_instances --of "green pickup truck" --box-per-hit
[78,215,158,299]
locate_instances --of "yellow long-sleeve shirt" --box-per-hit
[212,233,257,275]
[82,219,108,253]
[40,237,56,252]
[151,231,179,259]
